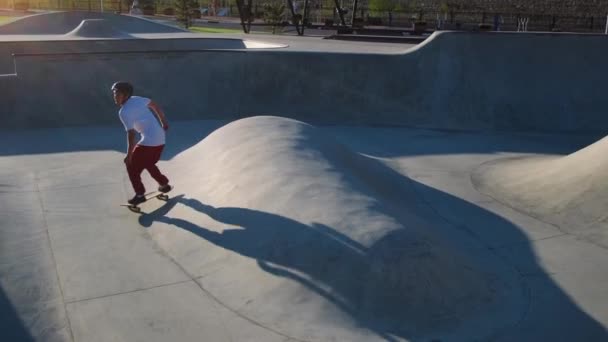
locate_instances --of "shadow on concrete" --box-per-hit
[137,175,607,340]
[325,126,602,159]
[0,285,35,342]
[0,120,601,160]
[0,120,225,159]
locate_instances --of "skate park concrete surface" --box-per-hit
[2,11,608,342]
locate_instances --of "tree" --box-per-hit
[407,0,428,33]
[175,0,199,28]
[263,0,286,34]
[138,0,156,13]
[368,0,397,23]
[123,0,134,9]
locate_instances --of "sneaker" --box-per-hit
[128,194,146,205]
[158,184,172,193]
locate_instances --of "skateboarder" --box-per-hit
[111,81,172,205]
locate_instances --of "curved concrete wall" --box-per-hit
[2,31,608,132]
[424,32,608,132]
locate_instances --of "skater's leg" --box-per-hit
[144,145,170,186]
[147,164,169,186]
[127,145,147,195]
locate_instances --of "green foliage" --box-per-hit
[407,0,424,19]
[394,2,410,13]
[263,0,285,34]
[175,0,199,28]
[439,1,448,14]
[138,0,155,8]
[190,26,242,33]
[368,0,396,13]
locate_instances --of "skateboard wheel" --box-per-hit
[128,206,141,213]
[157,194,169,201]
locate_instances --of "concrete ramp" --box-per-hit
[132,116,525,340]
[474,133,608,248]
[65,19,134,39]
[0,11,185,35]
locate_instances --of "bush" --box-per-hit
[478,23,492,31]
[413,20,427,34]
[163,7,175,15]
[142,5,155,15]
[367,17,382,25]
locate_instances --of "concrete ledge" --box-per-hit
[325,34,428,44]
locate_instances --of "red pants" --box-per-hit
[127,145,169,195]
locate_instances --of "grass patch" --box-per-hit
[0,16,17,24]
[189,26,243,34]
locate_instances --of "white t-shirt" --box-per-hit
[118,96,165,146]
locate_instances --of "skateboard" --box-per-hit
[120,191,170,213]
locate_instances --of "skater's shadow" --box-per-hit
[138,191,608,340]
[140,195,405,339]
[0,286,35,342]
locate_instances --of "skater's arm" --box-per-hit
[148,100,169,130]
[124,129,136,164]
